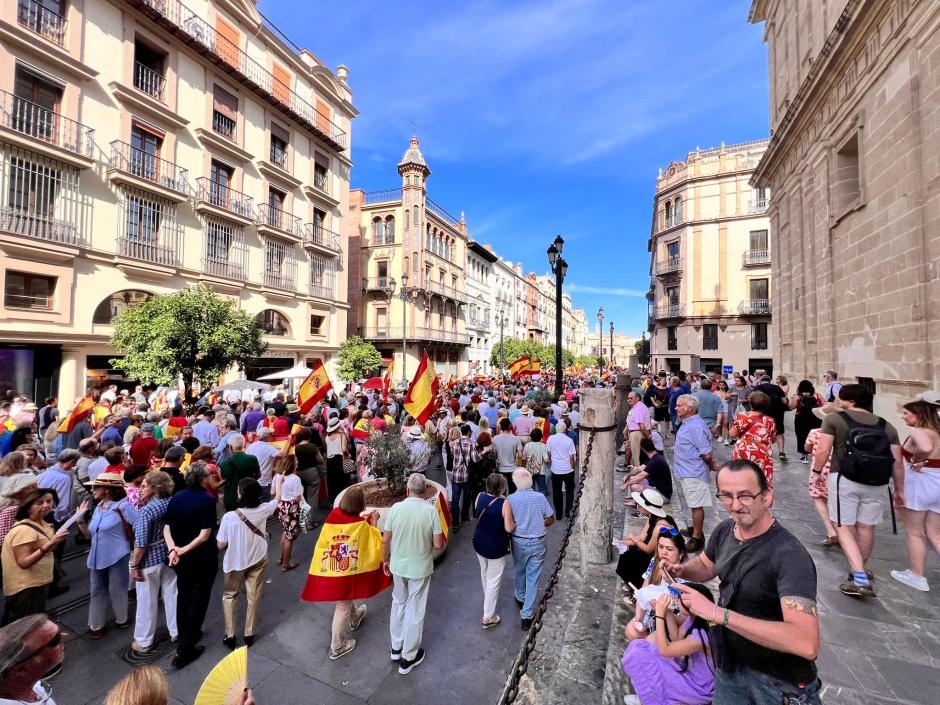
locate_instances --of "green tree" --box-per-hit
[109,284,267,394]
[336,336,383,382]
[575,355,597,367]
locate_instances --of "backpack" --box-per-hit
[797,393,820,417]
[525,446,545,476]
[837,411,894,486]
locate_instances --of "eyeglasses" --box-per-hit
[658,527,679,536]
[17,628,65,666]
[715,490,764,505]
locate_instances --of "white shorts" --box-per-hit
[828,473,887,526]
[904,465,940,513]
[679,476,712,509]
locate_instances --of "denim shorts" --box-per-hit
[714,667,822,705]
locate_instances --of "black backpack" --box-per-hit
[838,411,894,486]
[797,393,820,417]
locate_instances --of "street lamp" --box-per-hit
[610,321,615,369]
[597,307,604,375]
[498,309,508,381]
[547,234,567,398]
[400,272,409,384]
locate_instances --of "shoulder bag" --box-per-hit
[235,509,268,540]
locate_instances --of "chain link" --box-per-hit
[496,425,609,705]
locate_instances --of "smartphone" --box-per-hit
[661,567,675,585]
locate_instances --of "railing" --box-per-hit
[269,144,288,169]
[109,140,188,193]
[662,213,684,230]
[1,207,79,246]
[303,223,341,253]
[212,111,236,140]
[752,337,769,350]
[363,188,402,204]
[116,233,181,266]
[309,282,333,300]
[1,89,94,158]
[420,278,466,302]
[363,276,395,292]
[372,235,396,246]
[17,0,67,47]
[202,257,244,280]
[656,303,684,319]
[425,196,459,226]
[742,249,770,266]
[263,270,294,291]
[195,178,253,218]
[363,326,468,344]
[656,256,683,276]
[313,168,330,194]
[749,198,769,214]
[256,204,302,236]
[133,61,166,102]
[739,299,771,315]
[135,0,347,149]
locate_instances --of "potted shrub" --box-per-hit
[335,425,450,555]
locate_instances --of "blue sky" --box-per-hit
[262,0,769,338]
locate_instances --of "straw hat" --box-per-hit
[327,417,341,433]
[408,425,424,440]
[0,473,37,499]
[812,402,839,422]
[84,471,126,489]
[520,405,532,416]
[916,390,940,406]
[630,488,668,518]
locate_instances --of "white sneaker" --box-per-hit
[890,569,929,592]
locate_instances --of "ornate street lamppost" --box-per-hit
[597,306,604,375]
[547,234,568,398]
[610,320,615,369]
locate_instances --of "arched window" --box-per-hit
[404,255,410,274]
[413,205,419,232]
[92,289,152,325]
[385,216,395,243]
[674,196,682,224]
[373,217,384,242]
[664,200,673,228]
[404,209,409,231]
[254,309,290,336]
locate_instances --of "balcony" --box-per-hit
[263,270,294,291]
[660,213,684,232]
[269,144,288,170]
[17,0,67,47]
[256,204,302,239]
[655,256,683,277]
[655,303,685,319]
[363,276,395,293]
[202,257,244,280]
[0,89,94,163]
[133,62,166,102]
[303,223,341,256]
[193,178,254,224]
[363,188,402,204]
[309,281,333,300]
[742,249,770,266]
[426,196,459,227]
[739,299,771,315]
[108,141,189,199]
[116,234,181,267]
[363,326,469,345]
[418,277,467,303]
[749,198,769,214]
[212,111,236,141]
[128,0,347,151]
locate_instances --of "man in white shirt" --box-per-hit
[246,427,280,500]
[822,369,843,403]
[546,422,577,519]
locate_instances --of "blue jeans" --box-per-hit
[450,481,470,528]
[511,536,546,619]
[88,558,131,630]
[714,667,822,705]
[534,474,548,495]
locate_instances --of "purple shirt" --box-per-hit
[627,402,651,431]
[240,410,266,434]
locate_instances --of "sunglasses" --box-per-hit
[658,527,679,536]
[18,628,65,665]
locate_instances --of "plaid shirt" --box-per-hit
[133,496,170,569]
[449,436,481,484]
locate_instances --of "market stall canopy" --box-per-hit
[361,377,384,390]
[215,379,272,391]
[257,364,313,381]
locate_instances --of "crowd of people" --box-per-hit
[0,366,936,705]
[613,368,940,705]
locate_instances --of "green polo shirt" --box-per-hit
[385,496,443,579]
[219,451,260,511]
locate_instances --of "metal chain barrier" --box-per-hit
[497,422,617,705]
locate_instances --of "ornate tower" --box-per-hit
[398,136,430,282]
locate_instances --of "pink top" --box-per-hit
[627,402,651,431]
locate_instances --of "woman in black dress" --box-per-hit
[789,380,823,463]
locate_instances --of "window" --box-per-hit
[203,218,245,279]
[212,85,237,139]
[376,307,387,335]
[666,286,679,306]
[404,209,409,230]
[749,278,769,301]
[92,289,151,324]
[3,147,79,243]
[267,186,286,228]
[666,241,679,260]
[384,216,395,243]
[673,196,682,224]
[208,159,233,206]
[4,271,55,310]
[129,124,162,181]
[667,326,677,351]
[119,187,178,265]
[373,217,384,243]
[664,200,672,229]
[310,254,333,298]
[833,130,862,216]
[255,309,290,336]
[703,324,718,350]
[18,0,68,46]
[310,314,325,335]
[12,67,62,144]
[262,236,294,290]
[313,152,329,192]
[134,40,167,102]
[751,323,768,350]
[270,123,289,169]
[749,229,768,251]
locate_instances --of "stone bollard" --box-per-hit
[577,387,616,573]
[613,374,631,455]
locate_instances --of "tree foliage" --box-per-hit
[490,338,576,370]
[109,284,267,394]
[336,336,383,382]
[362,425,411,498]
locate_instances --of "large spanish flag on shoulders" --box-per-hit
[57,396,96,433]
[508,356,530,379]
[519,359,542,377]
[298,360,332,414]
[404,350,439,425]
[382,359,394,402]
[301,509,392,602]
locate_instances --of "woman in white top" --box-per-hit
[272,455,303,571]
[217,478,278,649]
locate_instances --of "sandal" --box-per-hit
[282,562,300,572]
[482,615,501,629]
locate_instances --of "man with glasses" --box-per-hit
[664,459,822,705]
[0,614,65,704]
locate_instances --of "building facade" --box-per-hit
[346,136,469,380]
[747,0,939,424]
[647,140,773,375]
[570,307,588,358]
[0,0,354,402]
[466,241,498,374]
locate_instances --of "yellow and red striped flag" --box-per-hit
[435,491,452,540]
[57,396,96,433]
[268,424,302,455]
[301,509,392,602]
[404,350,440,425]
[508,356,530,379]
[533,416,548,437]
[297,360,332,414]
[382,359,395,402]
[519,359,542,377]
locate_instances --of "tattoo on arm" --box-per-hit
[782,596,818,617]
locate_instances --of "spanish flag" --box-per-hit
[382,359,394,402]
[533,416,548,437]
[508,356,530,379]
[301,509,392,602]
[297,360,332,414]
[519,359,542,376]
[268,424,302,454]
[404,350,439,425]
[435,491,452,540]
[57,396,96,433]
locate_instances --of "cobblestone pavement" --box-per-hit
[616,423,940,705]
[30,461,564,705]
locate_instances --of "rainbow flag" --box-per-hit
[301,509,392,602]
[57,396,96,433]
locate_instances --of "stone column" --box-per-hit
[578,387,616,572]
[57,348,84,405]
[613,374,631,454]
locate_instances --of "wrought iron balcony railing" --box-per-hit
[263,270,294,291]
[303,223,341,254]
[256,204,302,237]
[17,0,67,47]
[109,140,188,194]
[309,282,333,300]
[363,276,395,292]
[656,303,685,319]
[1,89,94,158]
[739,299,771,315]
[212,111,236,140]
[202,257,244,280]
[425,196,459,226]
[116,233,181,267]
[749,198,769,214]
[195,178,254,219]
[656,256,683,276]
[363,188,402,204]
[742,249,770,266]
[133,61,166,102]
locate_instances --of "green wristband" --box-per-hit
[722,608,730,626]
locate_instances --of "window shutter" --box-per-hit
[213,84,238,121]
[270,122,290,144]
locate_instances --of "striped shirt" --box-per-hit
[133,496,170,569]
[507,488,554,538]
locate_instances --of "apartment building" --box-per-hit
[0,0,354,401]
[570,307,588,358]
[466,241,498,374]
[747,0,939,425]
[346,136,469,380]
[647,140,773,375]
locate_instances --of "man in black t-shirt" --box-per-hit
[621,437,672,502]
[754,376,789,462]
[664,459,822,705]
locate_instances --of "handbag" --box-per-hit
[298,498,312,534]
[113,504,136,546]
